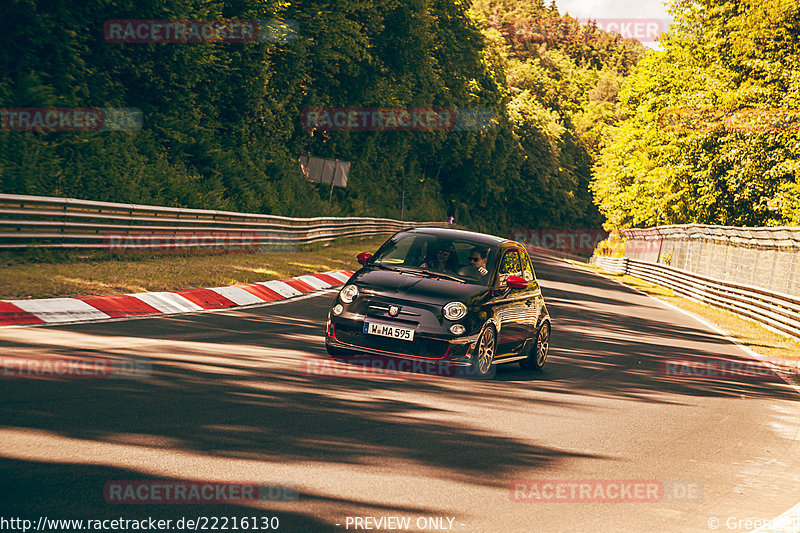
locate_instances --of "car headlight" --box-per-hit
[443,301,467,321]
[339,285,359,304]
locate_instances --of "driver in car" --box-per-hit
[459,246,491,283]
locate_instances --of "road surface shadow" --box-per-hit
[1,253,797,527]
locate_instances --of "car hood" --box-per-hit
[352,267,487,304]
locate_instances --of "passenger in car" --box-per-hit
[421,243,460,274]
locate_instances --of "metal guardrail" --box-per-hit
[0,194,455,250]
[592,255,800,340]
[591,256,627,274]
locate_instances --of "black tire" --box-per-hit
[519,322,550,371]
[467,325,496,379]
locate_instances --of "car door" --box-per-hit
[492,248,535,356]
[519,248,543,341]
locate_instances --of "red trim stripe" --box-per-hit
[331,324,451,360]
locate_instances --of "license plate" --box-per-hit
[363,321,415,341]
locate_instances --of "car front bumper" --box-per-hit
[326,314,479,367]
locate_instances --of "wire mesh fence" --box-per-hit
[621,225,800,298]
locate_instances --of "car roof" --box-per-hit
[400,227,510,247]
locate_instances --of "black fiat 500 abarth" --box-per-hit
[324,228,551,378]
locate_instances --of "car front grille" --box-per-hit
[333,324,450,359]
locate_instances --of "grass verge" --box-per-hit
[569,260,800,373]
[0,236,390,300]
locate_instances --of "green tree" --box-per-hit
[593,0,800,228]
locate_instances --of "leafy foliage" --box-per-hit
[593,231,625,258]
[1,0,645,234]
[593,0,800,228]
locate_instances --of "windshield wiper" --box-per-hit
[372,264,465,283]
[418,269,466,283]
[372,264,427,277]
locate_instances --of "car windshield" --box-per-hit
[370,233,499,285]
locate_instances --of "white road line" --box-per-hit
[571,261,800,390]
[751,501,800,532]
[569,259,800,533]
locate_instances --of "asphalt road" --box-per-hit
[1,254,798,532]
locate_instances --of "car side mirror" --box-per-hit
[506,275,527,290]
[357,252,372,265]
